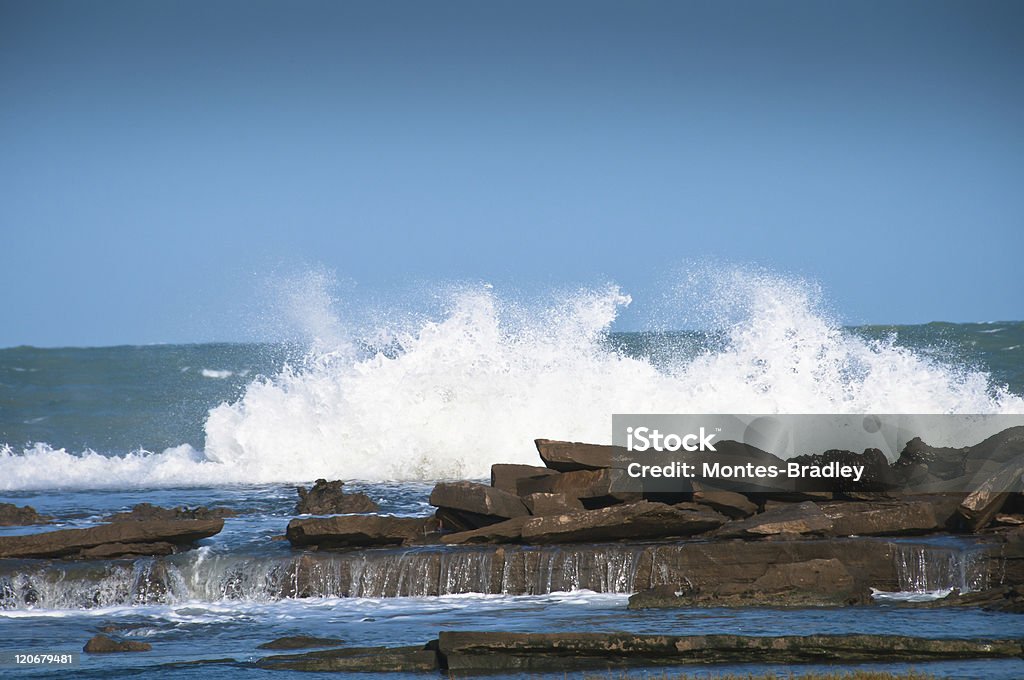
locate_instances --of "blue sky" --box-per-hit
[1,0,1022,347]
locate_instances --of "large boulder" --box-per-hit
[0,519,224,559]
[490,464,558,494]
[429,482,529,529]
[0,503,51,526]
[296,479,379,515]
[286,515,434,549]
[715,501,832,539]
[520,501,725,544]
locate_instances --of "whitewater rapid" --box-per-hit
[2,272,1021,489]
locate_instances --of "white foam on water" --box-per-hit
[201,369,234,379]
[1,270,1021,489]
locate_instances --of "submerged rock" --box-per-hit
[256,645,439,672]
[0,503,52,526]
[83,634,152,653]
[0,519,224,559]
[295,479,379,515]
[437,631,1024,671]
[257,636,345,650]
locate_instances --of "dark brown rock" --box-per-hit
[83,634,152,653]
[692,487,757,519]
[441,517,529,545]
[521,501,725,543]
[522,492,584,515]
[534,438,623,472]
[490,464,558,494]
[0,503,51,526]
[628,558,864,608]
[787,448,897,493]
[821,500,940,536]
[715,501,832,539]
[429,482,529,528]
[285,515,434,548]
[76,541,177,559]
[516,468,640,506]
[0,519,224,559]
[256,645,438,672]
[959,456,1024,531]
[438,631,1023,671]
[257,636,345,650]
[295,479,379,515]
[105,503,237,522]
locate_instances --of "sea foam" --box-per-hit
[1,271,1021,489]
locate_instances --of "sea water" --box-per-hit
[1,275,1022,676]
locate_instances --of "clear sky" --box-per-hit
[1,0,1022,347]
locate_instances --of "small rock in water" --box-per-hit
[0,503,52,526]
[83,634,152,653]
[296,479,380,515]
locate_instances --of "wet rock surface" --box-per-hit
[285,514,438,548]
[0,503,52,526]
[257,635,346,650]
[295,479,380,515]
[83,634,152,653]
[104,503,237,522]
[0,519,224,559]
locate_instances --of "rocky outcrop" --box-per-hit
[520,501,726,544]
[256,645,439,672]
[285,514,437,549]
[0,519,224,559]
[0,503,51,526]
[105,503,236,522]
[83,634,152,653]
[257,636,345,650]
[295,479,379,515]
[534,439,623,472]
[437,631,1024,672]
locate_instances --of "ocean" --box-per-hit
[1,280,1023,677]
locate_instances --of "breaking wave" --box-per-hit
[2,270,1021,488]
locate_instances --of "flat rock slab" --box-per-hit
[821,500,940,536]
[490,464,558,494]
[438,631,1024,671]
[521,501,726,544]
[256,645,438,672]
[534,439,624,472]
[0,519,224,559]
[83,634,152,653]
[441,517,530,545]
[715,501,832,539]
[959,456,1024,531]
[692,488,757,518]
[429,482,529,525]
[286,515,431,548]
